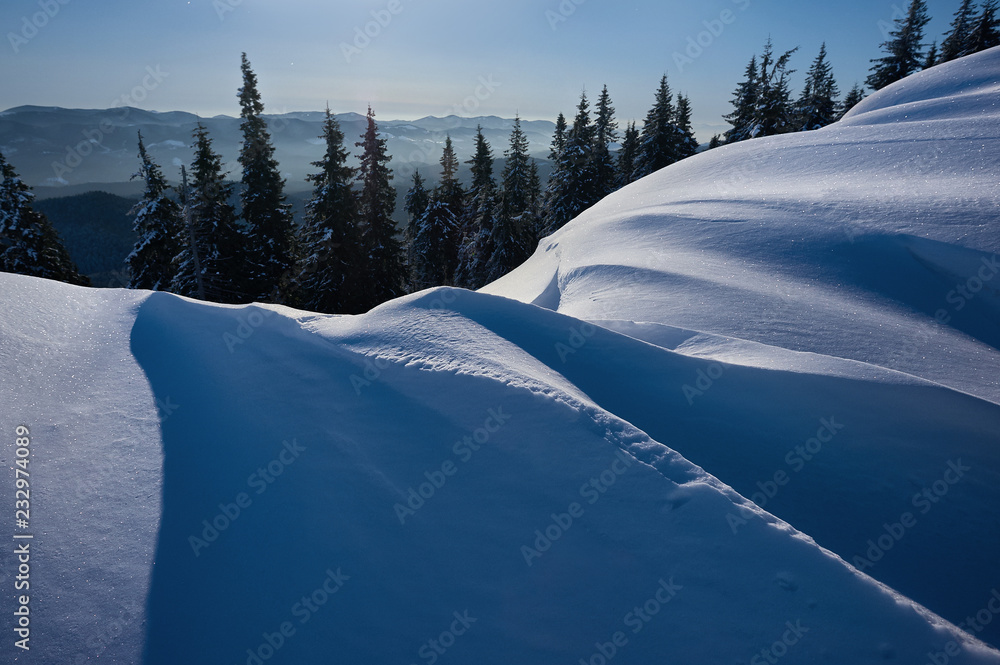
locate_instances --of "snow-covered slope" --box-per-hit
[2,49,999,664]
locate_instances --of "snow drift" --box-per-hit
[2,48,1000,664]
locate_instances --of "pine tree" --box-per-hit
[635,75,678,177]
[403,170,430,284]
[924,41,939,68]
[237,53,296,301]
[753,39,799,137]
[837,83,868,120]
[968,0,1000,53]
[455,126,498,289]
[867,0,931,90]
[549,113,568,162]
[724,55,759,143]
[795,43,840,131]
[592,84,619,200]
[410,200,458,290]
[127,131,183,291]
[483,115,538,283]
[673,94,699,159]
[0,150,87,285]
[174,125,246,302]
[940,0,977,62]
[355,105,405,308]
[295,108,362,314]
[707,134,723,149]
[543,91,599,232]
[616,121,640,187]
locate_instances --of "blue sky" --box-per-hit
[1,0,960,141]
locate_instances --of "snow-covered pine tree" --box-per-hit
[549,113,568,162]
[355,105,405,308]
[616,121,640,187]
[174,125,247,303]
[481,115,538,284]
[924,41,939,68]
[295,108,362,314]
[410,200,458,290]
[752,39,799,137]
[723,55,759,144]
[0,150,87,285]
[635,75,678,178]
[673,94,699,160]
[403,170,430,285]
[794,43,840,131]
[592,85,619,201]
[237,53,296,302]
[940,0,978,62]
[542,91,599,233]
[867,0,931,90]
[455,126,497,289]
[837,83,868,120]
[968,0,1000,53]
[127,132,183,291]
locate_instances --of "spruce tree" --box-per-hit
[455,127,498,288]
[616,121,640,186]
[403,170,430,284]
[592,85,619,200]
[542,91,599,232]
[484,115,538,283]
[635,75,678,178]
[724,55,759,143]
[355,105,405,308]
[707,134,723,150]
[127,132,183,291]
[673,94,699,159]
[410,200,457,290]
[968,0,1000,53]
[174,125,246,302]
[924,41,939,68]
[237,53,296,301]
[0,150,87,286]
[753,39,799,137]
[867,0,931,90]
[549,113,568,162]
[837,83,867,120]
[795,43,840,131]
[295,108,362,314]
[940,0,977,62]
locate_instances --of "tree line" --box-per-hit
[716,0,999,145]
[2,2,996,304]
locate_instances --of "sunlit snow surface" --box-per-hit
[2,48,999,665]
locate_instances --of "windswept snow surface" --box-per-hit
[0,49,998,664]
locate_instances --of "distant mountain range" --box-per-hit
[0,106,556,195]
